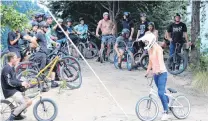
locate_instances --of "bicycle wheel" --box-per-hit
[140,54,149,70]
[33,98,58,121]
[61,56,81,72]
[135,97,159,121]
[60,64,82,89]
[84,41,98,59]
[15,61,39,75]
[167,53,187,75]
[1,52,8,68]
[17,69,41,98]
[108,50,115,63]
[0,100,15,121]
[134,52,142,68]
[171,95,191,119]
[100,48,106,63]
[78,42,85,56]
[113,53,119,69]
[126,52,133,71]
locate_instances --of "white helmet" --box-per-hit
[138,33,156,50]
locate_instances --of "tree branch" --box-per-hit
[99,2,112,12]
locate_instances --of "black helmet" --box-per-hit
[174,13,181,18]
[35,12,45,18]
[31,21,39,27]
[140,13,147,17]
[123,12,130,17]
[44,14,52,19]
[66,18,73,22]
[38,21,49,28]
[79,17,84,22]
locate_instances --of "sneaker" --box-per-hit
[118,63,122,69]
[161,113,170,121]
[51,81,59,88]
[14,114,26,120]
[96,57,100,62]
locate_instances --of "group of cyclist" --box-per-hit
[1,10,192,121]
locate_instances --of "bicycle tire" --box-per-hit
[84,41,98,59]
[171,95,191,119]
[33,98,58,121]
[1,51,9,68]
[78,42,85,56]
[15,61,39,75]
[126,51,133,71]
[17,69,41,98]
[108,50,115,63]
[113,53,119,69]
[61,56,81,72]
[0,100,15,121]
[135,97,159,121]
[140,54,149,70]
[60,64,82,89]
[166,53,187,75]
[134,52,142,67]
[100,48,106,63]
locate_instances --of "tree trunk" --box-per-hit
[190,0,200,65]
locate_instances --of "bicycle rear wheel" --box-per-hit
[0,100,15,121]
[134,52,142,68]
[140,54,149,70]
[60,64,82,89]
[135,97,159,121]
[33,98,58,121]
[171,95,191,119]
[167,53,187,75]
[126,52,133,71]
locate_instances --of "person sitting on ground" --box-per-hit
[114,29,135,69]
[1,52,32,121]
[74,17,88,43]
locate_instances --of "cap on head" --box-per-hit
[79,17,84,22]
[67,18,73,22]
[140,13,147,17]
[31,21,39,27]
[57,18,63,23]
[44,14,52,19]
[103,12,109,17]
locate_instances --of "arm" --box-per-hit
[9,33,20,45]
[146,57,152,74]
[155,30,158,41]
[96,21,102,36]
[114,43,120,56]
[130,27,134,39]
[111,22,115,35]
[157,48,164,73]
[183,24,188,43]
[136,30,140,40]
[4,73,22,87]
[53,24,58,30]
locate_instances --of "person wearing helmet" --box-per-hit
[96,12,115,62]
[30,21,59,88]
[139,33,169,121]
[122,12,134,41]
[114,29,135,69]
[145,22,158,41]
[66,18,79,46]
[167,13,190,56]
[35,12,45,23]
[74,17,88,42]
[53,18,68,44]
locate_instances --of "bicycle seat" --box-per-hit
[167,88,177,93]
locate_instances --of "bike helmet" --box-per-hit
[138,33,156,50]
[38,21,49,28]
[44,14,52,19]
[123,12,130,17]
[66,18,73,22]
[79,17,84,22]
[35,12,45,18]
[140,13,147,17]
[31,21,39,27]
[121,28,130,38]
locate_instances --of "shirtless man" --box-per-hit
[96,12,115,62]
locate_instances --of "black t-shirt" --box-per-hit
[35,31,47,53]
[167,22,187,43]
[55,24,67,40]
[122,19,134,34]
[138,21,148,38]
[1,64,22,98]
[7,31,24,49]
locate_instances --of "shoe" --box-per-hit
[51,81,59,88]
[14,114,26,120]
[6,114,15,121]
[41,87,49,92]
[161,113,170,121]
[118,63,122,69]
[96,57,100,62]
[105,57,108,61]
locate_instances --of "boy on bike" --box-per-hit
[114,29,135,69]
[1,52,32,121]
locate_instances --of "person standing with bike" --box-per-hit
[1,52,32,121]
[167,13,190,56]
[96,12,115,62]
[139,33,170,120]
[122,12,134,41]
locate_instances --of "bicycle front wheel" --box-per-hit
[126,52,133,71]
[171,95,191,119]
[135,97,159,121]
[140,54,149,70]
[0,100,15,121]
[33,98,58,121]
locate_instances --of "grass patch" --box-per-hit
[192,71,208,93]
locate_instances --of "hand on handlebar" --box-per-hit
[21,81,30,88]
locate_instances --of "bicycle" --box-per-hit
[113,40,134,71]
[166,42,188,75]
[135,77,191,121]
[77,31,99,59]
[0,81,58,121]
[16,53,82,90]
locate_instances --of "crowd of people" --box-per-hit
[1,10,191,121]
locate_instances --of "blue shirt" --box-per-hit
[74,24,88,39]
[67,26,73,33]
